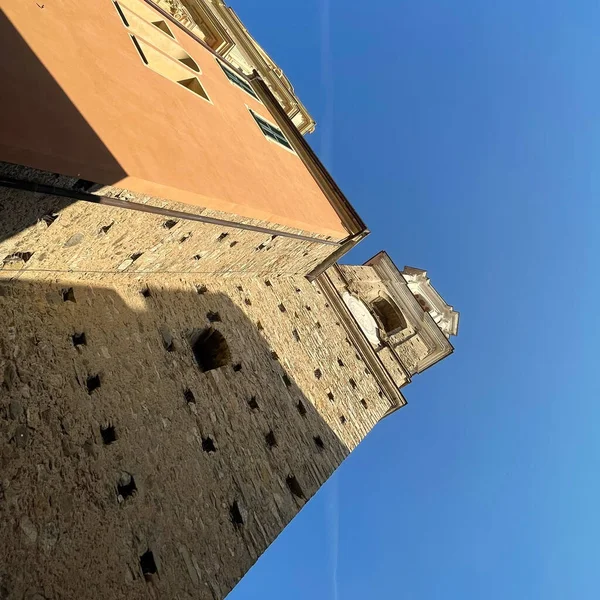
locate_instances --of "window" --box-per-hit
[219,62,259,99]
[371,297,407,335]
[249,110,293,151]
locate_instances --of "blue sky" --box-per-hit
[228,1,600,598]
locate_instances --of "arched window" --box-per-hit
[191,328,231,372]
[371,297,407,335]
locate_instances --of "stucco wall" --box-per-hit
[0,0,345,238]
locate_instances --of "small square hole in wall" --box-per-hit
[245,298,252,306]
[248,396,259,410]
[72,332,87,347]
[278,304,286,313]
[62,287,76,303]
[207,311,221,323]
[361,399,368,410]
[292,329,300,342]
[41,213,59,227]
[117,472,136,500]
[271,351,279,361]
[99,222,113,235]
[140,287,152,298]
[229,241,238,248]
[297,401,307,417]
[295,288,301,293]
[184,389,195,404]
[230,501,244,526]
[140,550,158,581]
[286,475,305,499]
[265,430,277,449]
[340,415,347,425]
[202,436,216,453]
[163,219,178,230]
[179,233,191,244]
[193,254,203,261]
[282,374,292,388]
[337,358,344,367]
[196,285,208,295]
[217,232,229,242]
[265,280,272,287]
[314,436,325,450]
[86,374,101,394]
[233,363,242,372]
[305,305,312,311]
[314,369,322,380]
[130,252,143,262]
[257,320,264,331]
[315,321,322,329]
[349,378,357,389]
[327,392,334,402]
[237,285,244,292]
[100,424,117,445]
[378,390,384,398]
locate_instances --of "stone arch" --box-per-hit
[371,296,407,335]
[190,327,231,371]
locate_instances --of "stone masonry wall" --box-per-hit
[0,265,392,599]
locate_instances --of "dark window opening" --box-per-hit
[265,430,277,448]
[219,62,259,99]
[72,332,87,347]
[361,399,368,409]
[314,369,322,380]
[248,396,259,410]
[140,550,157,580]
[327,392,334,402]
[207,311,221,323]
[250,110,293,150]
[314,436,325,450]
[100,424,117,445]
[286,475,305,499]
[349,378,357,389]
[282,374,292,388]
[372,297,407,334]
[191,328,231,372]
[202,436,216,453]
[184,389,195,404]
[297,401,307,417]
[337,358,344,367]
[117,472,136,500]
[62,287,76,303]
[86,374,101,394]
[163,219,178,230]
[230,501,244,526]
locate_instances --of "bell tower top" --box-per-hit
[401,267,459,339]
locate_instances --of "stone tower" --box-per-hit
[0,1,458,599]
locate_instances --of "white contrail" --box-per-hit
[320,0,335,170]
[326,473,340,600]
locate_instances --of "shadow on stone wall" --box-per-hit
[0,277,348,600]
[0,9,126,244]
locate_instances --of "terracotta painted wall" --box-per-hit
[0,0,348,239]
